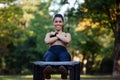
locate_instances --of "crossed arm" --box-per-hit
[44,32,71,44]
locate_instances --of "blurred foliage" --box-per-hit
[0,0,52,74]
[0,0,116,75]
[0,0,24,73]
[57,0,115,74]
[78,0,116,74]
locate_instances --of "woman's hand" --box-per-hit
[56,32,71,44]
[50,32,56,36]
[56,32,65,38]
[44,32,58,44]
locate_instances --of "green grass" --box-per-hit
[81,75,112,78]
[0,75,120,80]
[0,75,33,80]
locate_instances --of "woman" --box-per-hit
[43,14,71,80]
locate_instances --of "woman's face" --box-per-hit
[53,17,64,31]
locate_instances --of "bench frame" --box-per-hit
[33,61,80,80]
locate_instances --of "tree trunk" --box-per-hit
[112,0,120,77]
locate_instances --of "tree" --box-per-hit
[79,0,120,76]
[112,0,120,77]
[0,0,23,73]
[5,0,53,74]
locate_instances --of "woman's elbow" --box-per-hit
[66,39,71,44]
[44,39,49,44]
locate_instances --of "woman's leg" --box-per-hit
[59,51,71,61]
[58,51,71,80]
[43,51,57,61]
[43,51,57,79]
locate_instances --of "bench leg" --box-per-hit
[69,66,75,80]
[33,65,45,80]
[69,64,80,80]
[75,64,80,80]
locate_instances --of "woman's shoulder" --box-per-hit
[64,32,71,35]
[62,32,71,37]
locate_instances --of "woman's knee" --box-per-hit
[59,53,71,61]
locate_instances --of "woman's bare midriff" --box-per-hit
[50,40,66,47]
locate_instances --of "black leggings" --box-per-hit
[43,45,71,61]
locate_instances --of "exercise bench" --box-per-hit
[33,61,80,80]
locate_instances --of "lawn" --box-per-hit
[0,75,32,80]
[0,75,120,80]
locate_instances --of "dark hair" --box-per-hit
[53,14,64,22]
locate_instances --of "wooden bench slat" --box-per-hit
[33,61,80,66]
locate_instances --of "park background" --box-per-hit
[0,0,120,79]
